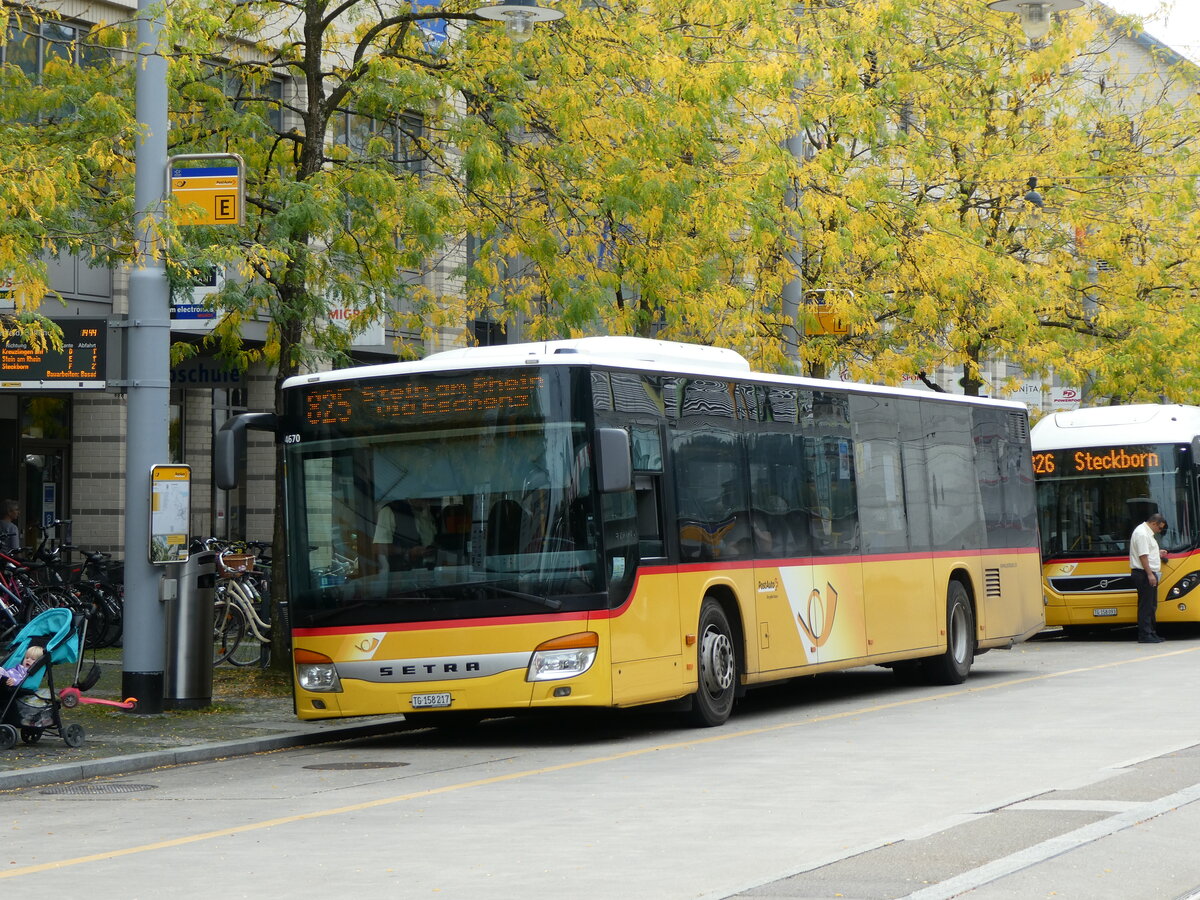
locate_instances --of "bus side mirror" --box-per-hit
[1192,436,1200,460]
[215,413,278,490]
[595,427,633,493]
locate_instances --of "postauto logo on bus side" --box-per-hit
[798,583,839,647]
[774,568,841,649]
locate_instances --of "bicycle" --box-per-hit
[209,540,272,667]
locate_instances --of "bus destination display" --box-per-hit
[304,372,546,427]
[0,319,107,389]
[1032,446,1163,476]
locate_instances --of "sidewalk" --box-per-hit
[0,659,407,791]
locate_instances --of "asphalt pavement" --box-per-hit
[0,658,406,791]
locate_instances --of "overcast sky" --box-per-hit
[1099,0,1199,62]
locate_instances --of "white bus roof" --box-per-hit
[1031,404,1200,450]
[283,336,1025,409]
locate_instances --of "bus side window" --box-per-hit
[635,474,665,558]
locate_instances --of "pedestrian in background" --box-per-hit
[1130,512,1168,643]
[0,500,19,554]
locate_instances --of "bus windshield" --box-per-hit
[1035,444,1195,559]
[291,421,609,628]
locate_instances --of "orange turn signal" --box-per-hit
[534,632,599,652]
[294,648,333,664]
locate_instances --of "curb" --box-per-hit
[0,716,409,791]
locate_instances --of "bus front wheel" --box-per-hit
[686,598,737,727]
[923,581,975,685]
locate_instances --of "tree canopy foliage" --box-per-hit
[1,0,1198,404]
[784,1,1200,402]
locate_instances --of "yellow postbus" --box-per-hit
[1032,404,1200,633]
[219,337,1043,726]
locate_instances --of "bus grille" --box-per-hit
[1048,574,1134,594]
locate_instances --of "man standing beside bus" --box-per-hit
[1130,512,1168,643]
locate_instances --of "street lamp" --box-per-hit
[477,0,563,43]
[987,1,1083,43]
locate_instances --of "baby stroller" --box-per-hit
[0,608,88,749]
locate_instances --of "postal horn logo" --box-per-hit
[356,637,380,653]
[797,582,839,646]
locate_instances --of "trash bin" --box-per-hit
[164,551,216,710]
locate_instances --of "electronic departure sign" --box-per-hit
[1032,445,1166,477]
[0,319,107,390]
[301,371,547,430]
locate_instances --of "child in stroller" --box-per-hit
[2,645,44,686]
[0,608,87,749]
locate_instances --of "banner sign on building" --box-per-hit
[170,356,244,389]
[171,266,223,322]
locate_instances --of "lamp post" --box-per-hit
[123,0,171,713]
[987,1,1083,43]
[477,0,563,44]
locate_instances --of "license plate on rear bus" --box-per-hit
[411,692,452,709]
[1093,608,1118,617]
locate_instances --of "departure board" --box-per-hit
[0,319,107,389]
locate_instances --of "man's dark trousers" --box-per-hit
[1132,567,1159,640]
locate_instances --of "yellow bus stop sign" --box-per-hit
[170,165,242,225]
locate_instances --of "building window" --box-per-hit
[333,110,423,173]
[3,15,114,75]
[20,397,69,440]
[473,319,506,346]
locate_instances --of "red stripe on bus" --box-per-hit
[293,545,1039,636]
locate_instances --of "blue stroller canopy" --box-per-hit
[2,608,78,691]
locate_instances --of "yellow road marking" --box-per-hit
[4,645,1196,879]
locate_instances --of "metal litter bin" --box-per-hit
[164,551,216,710]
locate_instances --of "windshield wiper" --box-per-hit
[409,579,562,610]
[307,600,400,626]
[478,582,562,610]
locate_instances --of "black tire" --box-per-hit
[213,597,247,665]
[20,726,41,744]
[0,724,17,751]
[923,581,975,685]
[73,585,109,650]
[686,598,738,727]
[89,585,124,649]
[63,723,85,748]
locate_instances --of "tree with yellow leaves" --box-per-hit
[0,13,134,350]
[779,0,1200,402]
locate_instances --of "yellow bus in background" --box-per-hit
[219,337,1043,727]
[1033,404,1200,634]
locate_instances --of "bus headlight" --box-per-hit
[295,648,343,693]
[1169,573,1200,600]
[527,632,598,682]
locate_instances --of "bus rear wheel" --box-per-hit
[923,581,975,685]
[686,598,737,727]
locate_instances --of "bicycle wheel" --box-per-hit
[71,584,110,650]
[226,581,269,667]
[213,596,247,665]
[226,624,265,666]
[93,585,124,649]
